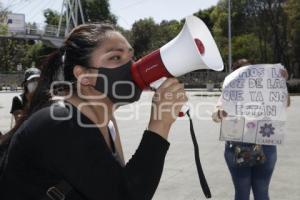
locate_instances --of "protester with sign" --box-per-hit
[0,23,187,199]
[212,59,290,200]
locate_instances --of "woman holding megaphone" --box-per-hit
[0,23,187,200]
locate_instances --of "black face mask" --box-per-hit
[89,61,142,105]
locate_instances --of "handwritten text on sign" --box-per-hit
[220,64,288,145]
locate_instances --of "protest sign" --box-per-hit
[220,64,288,145]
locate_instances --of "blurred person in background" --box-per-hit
[10,67,41,124]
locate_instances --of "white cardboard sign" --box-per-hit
[220,64,288,145]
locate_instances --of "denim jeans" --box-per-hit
[224,144,277,200]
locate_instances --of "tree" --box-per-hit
[0,39,33,72]
[153,20,182,49]
[232,34,269,63]
[285,0,300,76]
[245,0,289,64]
[81,0,117,24]
[0,22,8,35]
[210,2,229,68]
[30,0,118,71]
[131,18,158,58]
[195,7,215,31]
[0,3,8,35]
[0,4,30,72]
[24,42,44,67]
[130,17,183,59]
[209,0,291,70]
[43,9,66,37]
[44,9,61,25]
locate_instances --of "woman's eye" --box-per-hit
[110,56,121,61]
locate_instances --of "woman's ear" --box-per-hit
[73,65,91,86]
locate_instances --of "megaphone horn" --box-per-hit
[131,15,224,90]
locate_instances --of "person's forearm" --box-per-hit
[125,130,170,200]
[147,120,171,140]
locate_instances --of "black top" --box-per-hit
[10,94,27,114]
[0,103,170,200]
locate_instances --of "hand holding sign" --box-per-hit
[280,68,289,80]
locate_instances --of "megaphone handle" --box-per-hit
[149,77,189,117]
[149,77,167,90]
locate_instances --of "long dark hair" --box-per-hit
[0,23,116,145]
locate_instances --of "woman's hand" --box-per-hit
[148,78,188,139]
[212,108,228,123]
[280,68,289,80]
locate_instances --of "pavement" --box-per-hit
[0,91,299,200]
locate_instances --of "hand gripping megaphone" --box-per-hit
[131,15,224,116]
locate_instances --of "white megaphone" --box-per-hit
[131,15,224,116]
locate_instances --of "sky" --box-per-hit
[1,0,220,29]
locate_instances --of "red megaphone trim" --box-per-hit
[131,49,173,89]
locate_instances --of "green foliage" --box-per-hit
[0,23,8,35]
[209,0,298,73]
[231,34,270,63]
[130,18,183,58]
[23,42,43,67]
[1,0,300,79]
[123,0,299,78]
[0,3,8,35]
[0,39,31,72]
[81,0,117,24]
[195,7,215,31]
[130,18,158,58]
[243,0,288,64]
[0,6,56,73]
[210,4,228,38]
[153,20,182,50]
[43,9,66,37]
[285,0,300,64]
[44,9,61,25]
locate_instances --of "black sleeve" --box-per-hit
[123,130,170,200]
[10,96,23,114]
[40,124,170,200]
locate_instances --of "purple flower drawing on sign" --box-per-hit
[247,122,256,129]
[259,123,275,137]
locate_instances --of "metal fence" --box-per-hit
[25,24,66,38]
[0,73,23,90]
[179,71,228,88]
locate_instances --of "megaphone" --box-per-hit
[131,15,224,90]
[130,16,222,198]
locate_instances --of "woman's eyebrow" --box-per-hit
[106,47,133,53]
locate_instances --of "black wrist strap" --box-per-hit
[187,110,212,198]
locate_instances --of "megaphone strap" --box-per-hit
[187,111,212,199]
